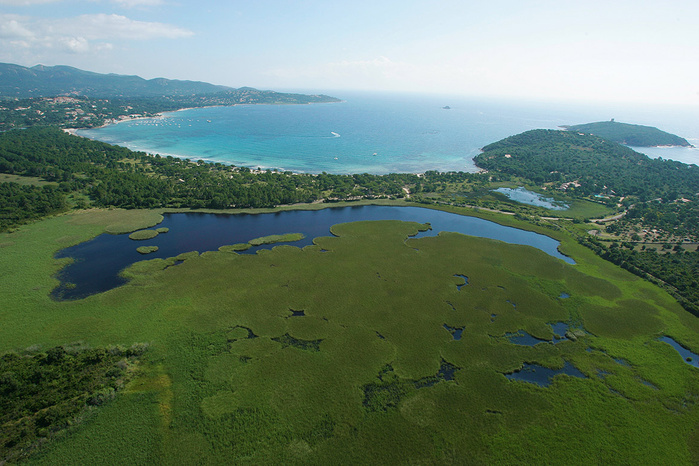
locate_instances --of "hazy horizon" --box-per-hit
[1,0,698,107]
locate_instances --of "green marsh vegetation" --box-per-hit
[136,245,159,254]
[129,229,160,241]
[1,111,699,461]
[248,232,305,246]
[2,208,699,463]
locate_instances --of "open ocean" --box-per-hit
[77,91,699,174]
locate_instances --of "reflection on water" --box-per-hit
[505,361,586,387]
[494,187,569,210]
[52,205,573,300]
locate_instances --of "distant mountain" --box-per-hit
[0,63,234,98]
[563,120,692,147]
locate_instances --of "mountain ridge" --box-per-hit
[0,63,237,98]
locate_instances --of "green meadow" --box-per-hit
[2,206,699,464]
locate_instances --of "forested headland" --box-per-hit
[564,120,692,147]
[476,129,699,315]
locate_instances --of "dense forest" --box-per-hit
[0,343,147,463]
[0,127,439,228]
[0,183,66,231]
[564,120,692,147]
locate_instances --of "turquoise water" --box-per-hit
[630,144,699,165]
[78,92,699,174]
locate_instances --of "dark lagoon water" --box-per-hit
[505,361,586,387]
[52,205,573,300]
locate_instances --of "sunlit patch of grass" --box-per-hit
[248,233,305,246]
[219,243,251,252]
[129,229,159,240]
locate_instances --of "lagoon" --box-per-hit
[494,187,569,210]
[52,205,573,300]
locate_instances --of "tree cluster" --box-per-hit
[474,129,699,199]
[0,343,147,463]
[0,127,474,230]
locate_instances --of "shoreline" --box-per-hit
[62,102,480,176]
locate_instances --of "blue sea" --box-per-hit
[78,91,699,174]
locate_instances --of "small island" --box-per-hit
[562,120,692,147]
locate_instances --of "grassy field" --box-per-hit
[2,206,699,463]
[0,173,58,186]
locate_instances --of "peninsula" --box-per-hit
[562,120,692,147]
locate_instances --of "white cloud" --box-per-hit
[57,14,193,40]
[0,0,164,5]
[0,0,59,5]
[0,15,34,39]
[0,13,192,57]
[111,0,165,8]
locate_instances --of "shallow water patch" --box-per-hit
[443,324,464,341]
[659,336,699,368]
[363,360,461,412]
[227,326,258,341]
[414,360,460,389]
[453,274,469,290]
[638,378,659,390]
[505,361,586,387]
[494,187,569,210]
[550,322,570,339]
[506,331,548,346]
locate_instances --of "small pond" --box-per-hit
[505,361,586,387]
[659,336,699,369]
[53,205,573,300]
[453,274,469,290]
[506,323,573,346]
[494,187,569,210]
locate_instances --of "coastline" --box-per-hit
[57,98,502,175]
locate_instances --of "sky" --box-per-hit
[1,0,698,105]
